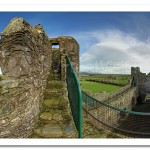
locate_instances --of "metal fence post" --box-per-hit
[65,55,82,138]
[86,95,88,118]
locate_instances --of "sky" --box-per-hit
[0,12,150,74]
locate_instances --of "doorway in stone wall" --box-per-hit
[0,67,3,81]
[52,43,61,76]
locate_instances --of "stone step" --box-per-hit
[40,110,63,122]
[48,72,60,76]
[45,88,63,93]
[46,80,64,89]
[45,88,64,94]
[48,80,63,85]
[31,71,78,138]
[34,124,63,138]
[44,89,65,98]
[49,77,60,81]
[42,96,68,110]
[47,73,61,80]
[40,109,72,123]
[43,95,64,101]
[33,122,77,138]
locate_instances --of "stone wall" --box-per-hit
[51,48,61,74]
[0,18,52,137]
[106,86,137,109]
[131,67,147,83]
[131,67,150,98]
[0,17,80,138]
[83,86,137,130]
[49,36,79,81]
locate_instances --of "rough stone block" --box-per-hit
[41,124,63,138]
[40,112,53,121]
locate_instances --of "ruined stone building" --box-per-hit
[0,17,79,138]
[1,17,150,139]
[131,67,150,101]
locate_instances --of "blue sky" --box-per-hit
[1,12,150,74]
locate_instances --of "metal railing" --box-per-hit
[65,55,82,138]
[82,91,150,138]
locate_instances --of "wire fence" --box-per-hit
[82,91,150,138]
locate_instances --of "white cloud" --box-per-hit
[80,53,96,64]
[79,30,150,74]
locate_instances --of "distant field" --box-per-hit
[80,75,130,86]
[80,74,131,94]
[80,80,121,93]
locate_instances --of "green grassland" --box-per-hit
[80,75,130,85]
[80,80,121,93]
[80,74,131,94]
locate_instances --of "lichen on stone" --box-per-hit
[2,17,30,36]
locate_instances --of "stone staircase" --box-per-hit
[31,72,124,138]
[32,72,77,138]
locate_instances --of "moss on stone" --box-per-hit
[46,83,63,89]
[41,123,63,138]
[45,88,63,94]
[43,98,60,109]
[40,112,53,121]
[53,112,63,122]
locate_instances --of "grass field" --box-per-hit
[80,74,130,94]
[80,80,121,93]
[80,75,130,86]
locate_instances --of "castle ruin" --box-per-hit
[0,17,79,138]
[0,17,150,139]
[131,67,150,101]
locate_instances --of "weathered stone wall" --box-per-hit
[51,48,61,74]
[0,17,80,138]
[131,67,150,98]
[83,86,137,130]
[0,18,52,137]
[106,86,137,109]
[131,67,147,84]
[49,36,79,81]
